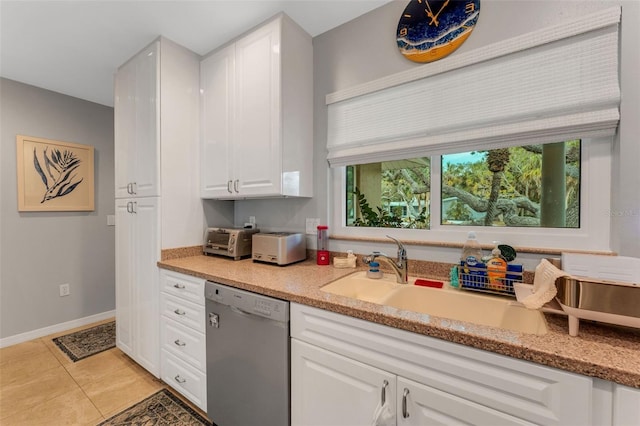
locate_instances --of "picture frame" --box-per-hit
[16,135,95,212]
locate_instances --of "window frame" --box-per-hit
[330,136,612,252]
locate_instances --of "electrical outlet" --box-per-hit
[306,218,320,234]
[59,283,70,297]
[249,216,256,224]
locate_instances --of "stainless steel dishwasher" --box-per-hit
[205,281,290,426]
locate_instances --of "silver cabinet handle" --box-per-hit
[127,182,136,194]
[173,283,185,289]
[174,375,186,384]
[174,309,186,316]
[131,182,137,195]
[234,179,239,193]
[126,201,137,214]
[381,380,389,406]
[402,388,410,418]
[227,180,233,193]
[174,339,186,347]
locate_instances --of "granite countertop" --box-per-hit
[158,255,640,388]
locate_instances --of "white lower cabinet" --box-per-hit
[613,384,640,426]
[292,340,533,426]
[115,197,160,376]
[291,303,595,426]
[292,339,396,426]
[396,376,532,425]
[160,270,207,412]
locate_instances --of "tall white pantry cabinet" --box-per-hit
[114,37,202,377]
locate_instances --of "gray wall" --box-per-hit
[235,0,640,259]
[0,78,115,339]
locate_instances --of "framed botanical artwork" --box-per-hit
[16,135,95,211]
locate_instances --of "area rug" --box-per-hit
[98,389,211,425]
[53,321,115,362]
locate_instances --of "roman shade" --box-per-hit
[326,7,621,167]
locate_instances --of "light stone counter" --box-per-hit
[158,255,640,388]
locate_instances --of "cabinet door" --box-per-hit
[114,60,136,199]
[133,42,160,198]
[133,197,160,376]
[115,199,134,356]
[114,42,160,199]
[613,384,640,426]
[234,18,282,196]
[397,376,534,426]
[200,45,235,198]
[291,339,395,426]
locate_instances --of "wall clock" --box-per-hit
[397,0,481,63]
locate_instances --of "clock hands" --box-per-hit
[424,0,438,26]
[424,0,450,27]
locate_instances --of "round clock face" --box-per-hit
[397,0,481,63]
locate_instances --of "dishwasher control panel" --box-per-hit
[205,281,289,323]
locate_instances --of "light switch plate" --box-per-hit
[107,215,115,226]
[306,218,320,234]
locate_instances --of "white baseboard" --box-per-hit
[0,310,116,348]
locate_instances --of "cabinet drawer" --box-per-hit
[160,293,205,333]
[161,350,207,412]
[161,316,206,371]
[160,270,205,305]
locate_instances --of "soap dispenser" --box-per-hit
[367,261,383,279]
[487,241,507,290]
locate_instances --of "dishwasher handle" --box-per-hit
[209,312,219,328]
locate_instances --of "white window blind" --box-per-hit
[326,7,621,167]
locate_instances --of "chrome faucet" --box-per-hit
[363,235,408,284]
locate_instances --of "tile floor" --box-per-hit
[0,318,207,425]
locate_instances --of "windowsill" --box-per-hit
[330,234,616,257]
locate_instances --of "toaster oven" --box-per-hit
[203,227,259,260]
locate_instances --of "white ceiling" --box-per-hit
[0,0,391,107]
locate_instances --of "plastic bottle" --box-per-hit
[461,231,484,273]
[486,242,507,290]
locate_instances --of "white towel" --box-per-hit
[371,401,394,426]
[521,259,569,310]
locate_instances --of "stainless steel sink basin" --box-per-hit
[321,271,548,335]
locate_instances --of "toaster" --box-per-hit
[252,232,307,265]
[203,227,260,260]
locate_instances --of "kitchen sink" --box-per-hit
[320,271,401,303]
[321,271,548,335]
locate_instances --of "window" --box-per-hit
[441,141,581,228]
[347,141,581,230]
[346,158,430,229]
[332,137,611,251]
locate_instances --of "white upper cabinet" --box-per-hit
[200,14,313,199]
[200,45,234,197]
[114,41,160,199]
